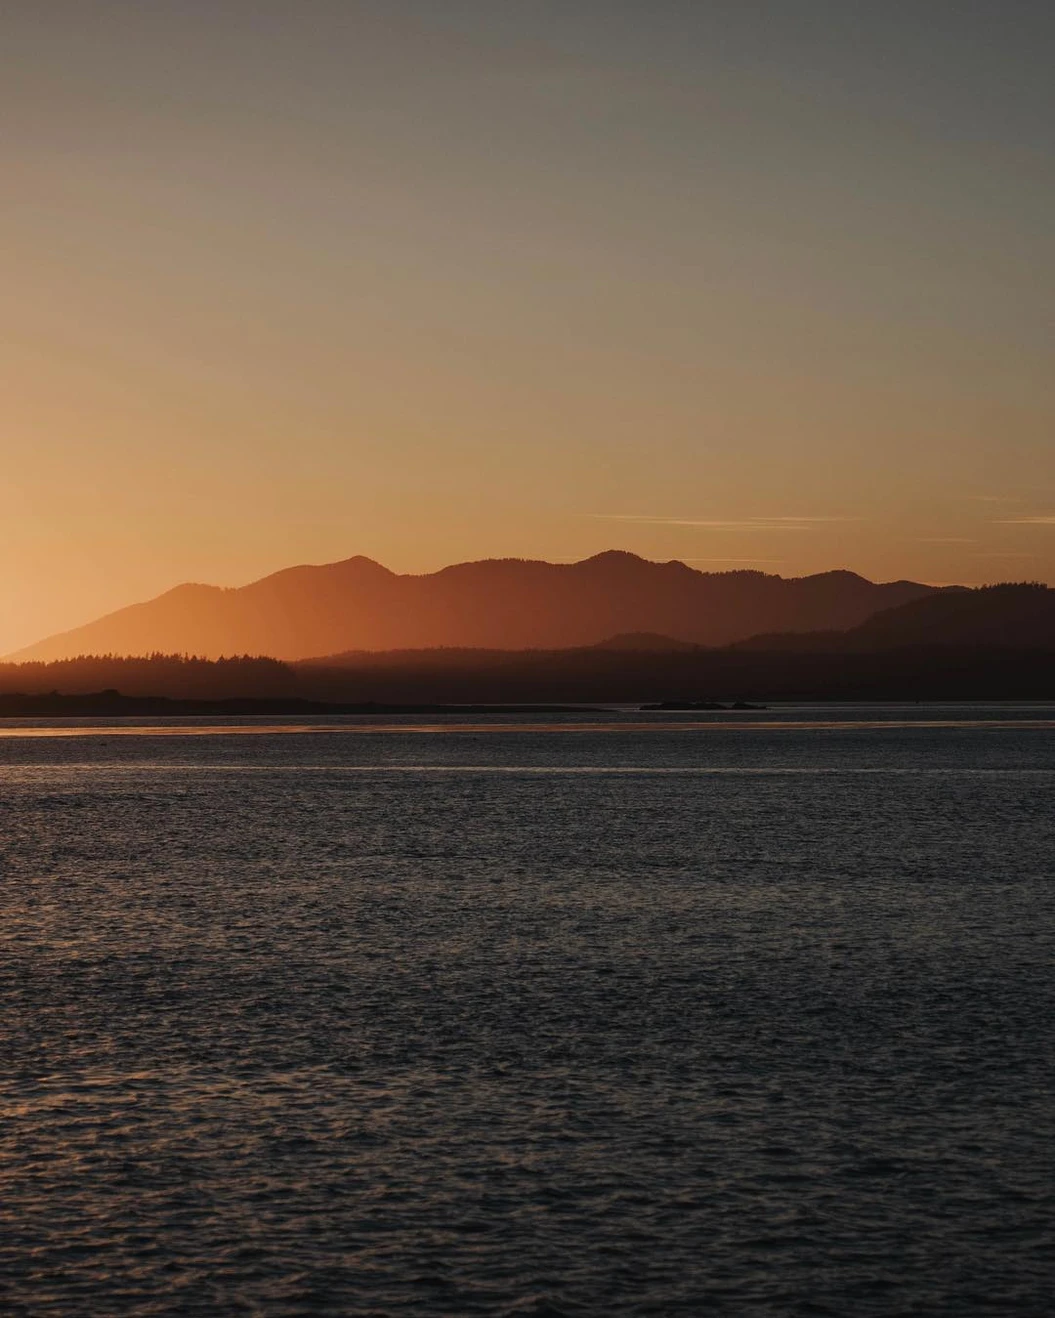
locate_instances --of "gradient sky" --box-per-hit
[3,1,1054,652]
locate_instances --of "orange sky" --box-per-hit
[3,3,1054,654]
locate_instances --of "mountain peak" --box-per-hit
[579,549,650,566]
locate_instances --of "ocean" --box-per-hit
[2,707,1053,1315]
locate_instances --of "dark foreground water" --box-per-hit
[2,706,1054,1315]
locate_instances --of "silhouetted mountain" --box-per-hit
[735,583,1055,651]
[0,598,1049,711]
[587,632,700,651]
[12,552,937,662]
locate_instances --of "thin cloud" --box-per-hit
[912,537,977,544]
[682,557,784,564]
[993,516,1055,525]
[963,490,1055,503]
[585,514,856,531]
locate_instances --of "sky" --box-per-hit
[2,0,1054,653]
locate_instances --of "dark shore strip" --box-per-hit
[0,692,601,719]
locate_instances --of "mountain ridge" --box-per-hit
[3,583,1053,703]
[733,582,1053,651]
[9,551,939,662]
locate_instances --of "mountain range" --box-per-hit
[3,581,1053,702]
[10,551,937,661]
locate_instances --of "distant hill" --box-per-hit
[9,551,937,662]
[3,586,1055,703]
[587,632,699,651]
[736,583,1055,652]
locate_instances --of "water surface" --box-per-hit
[2,707,1053,1314]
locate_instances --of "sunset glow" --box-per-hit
[5,9,1055,1315]
[3,2,1053,653]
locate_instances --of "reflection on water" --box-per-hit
[2,710,1054,1314]
[1,711,1055,738]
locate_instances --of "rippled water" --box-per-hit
[2,707,1054,1315]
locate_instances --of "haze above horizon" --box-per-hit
[4,1,1054,653]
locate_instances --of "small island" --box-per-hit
[640,699,768,711]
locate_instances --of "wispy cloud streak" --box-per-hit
[585,514,856,532]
